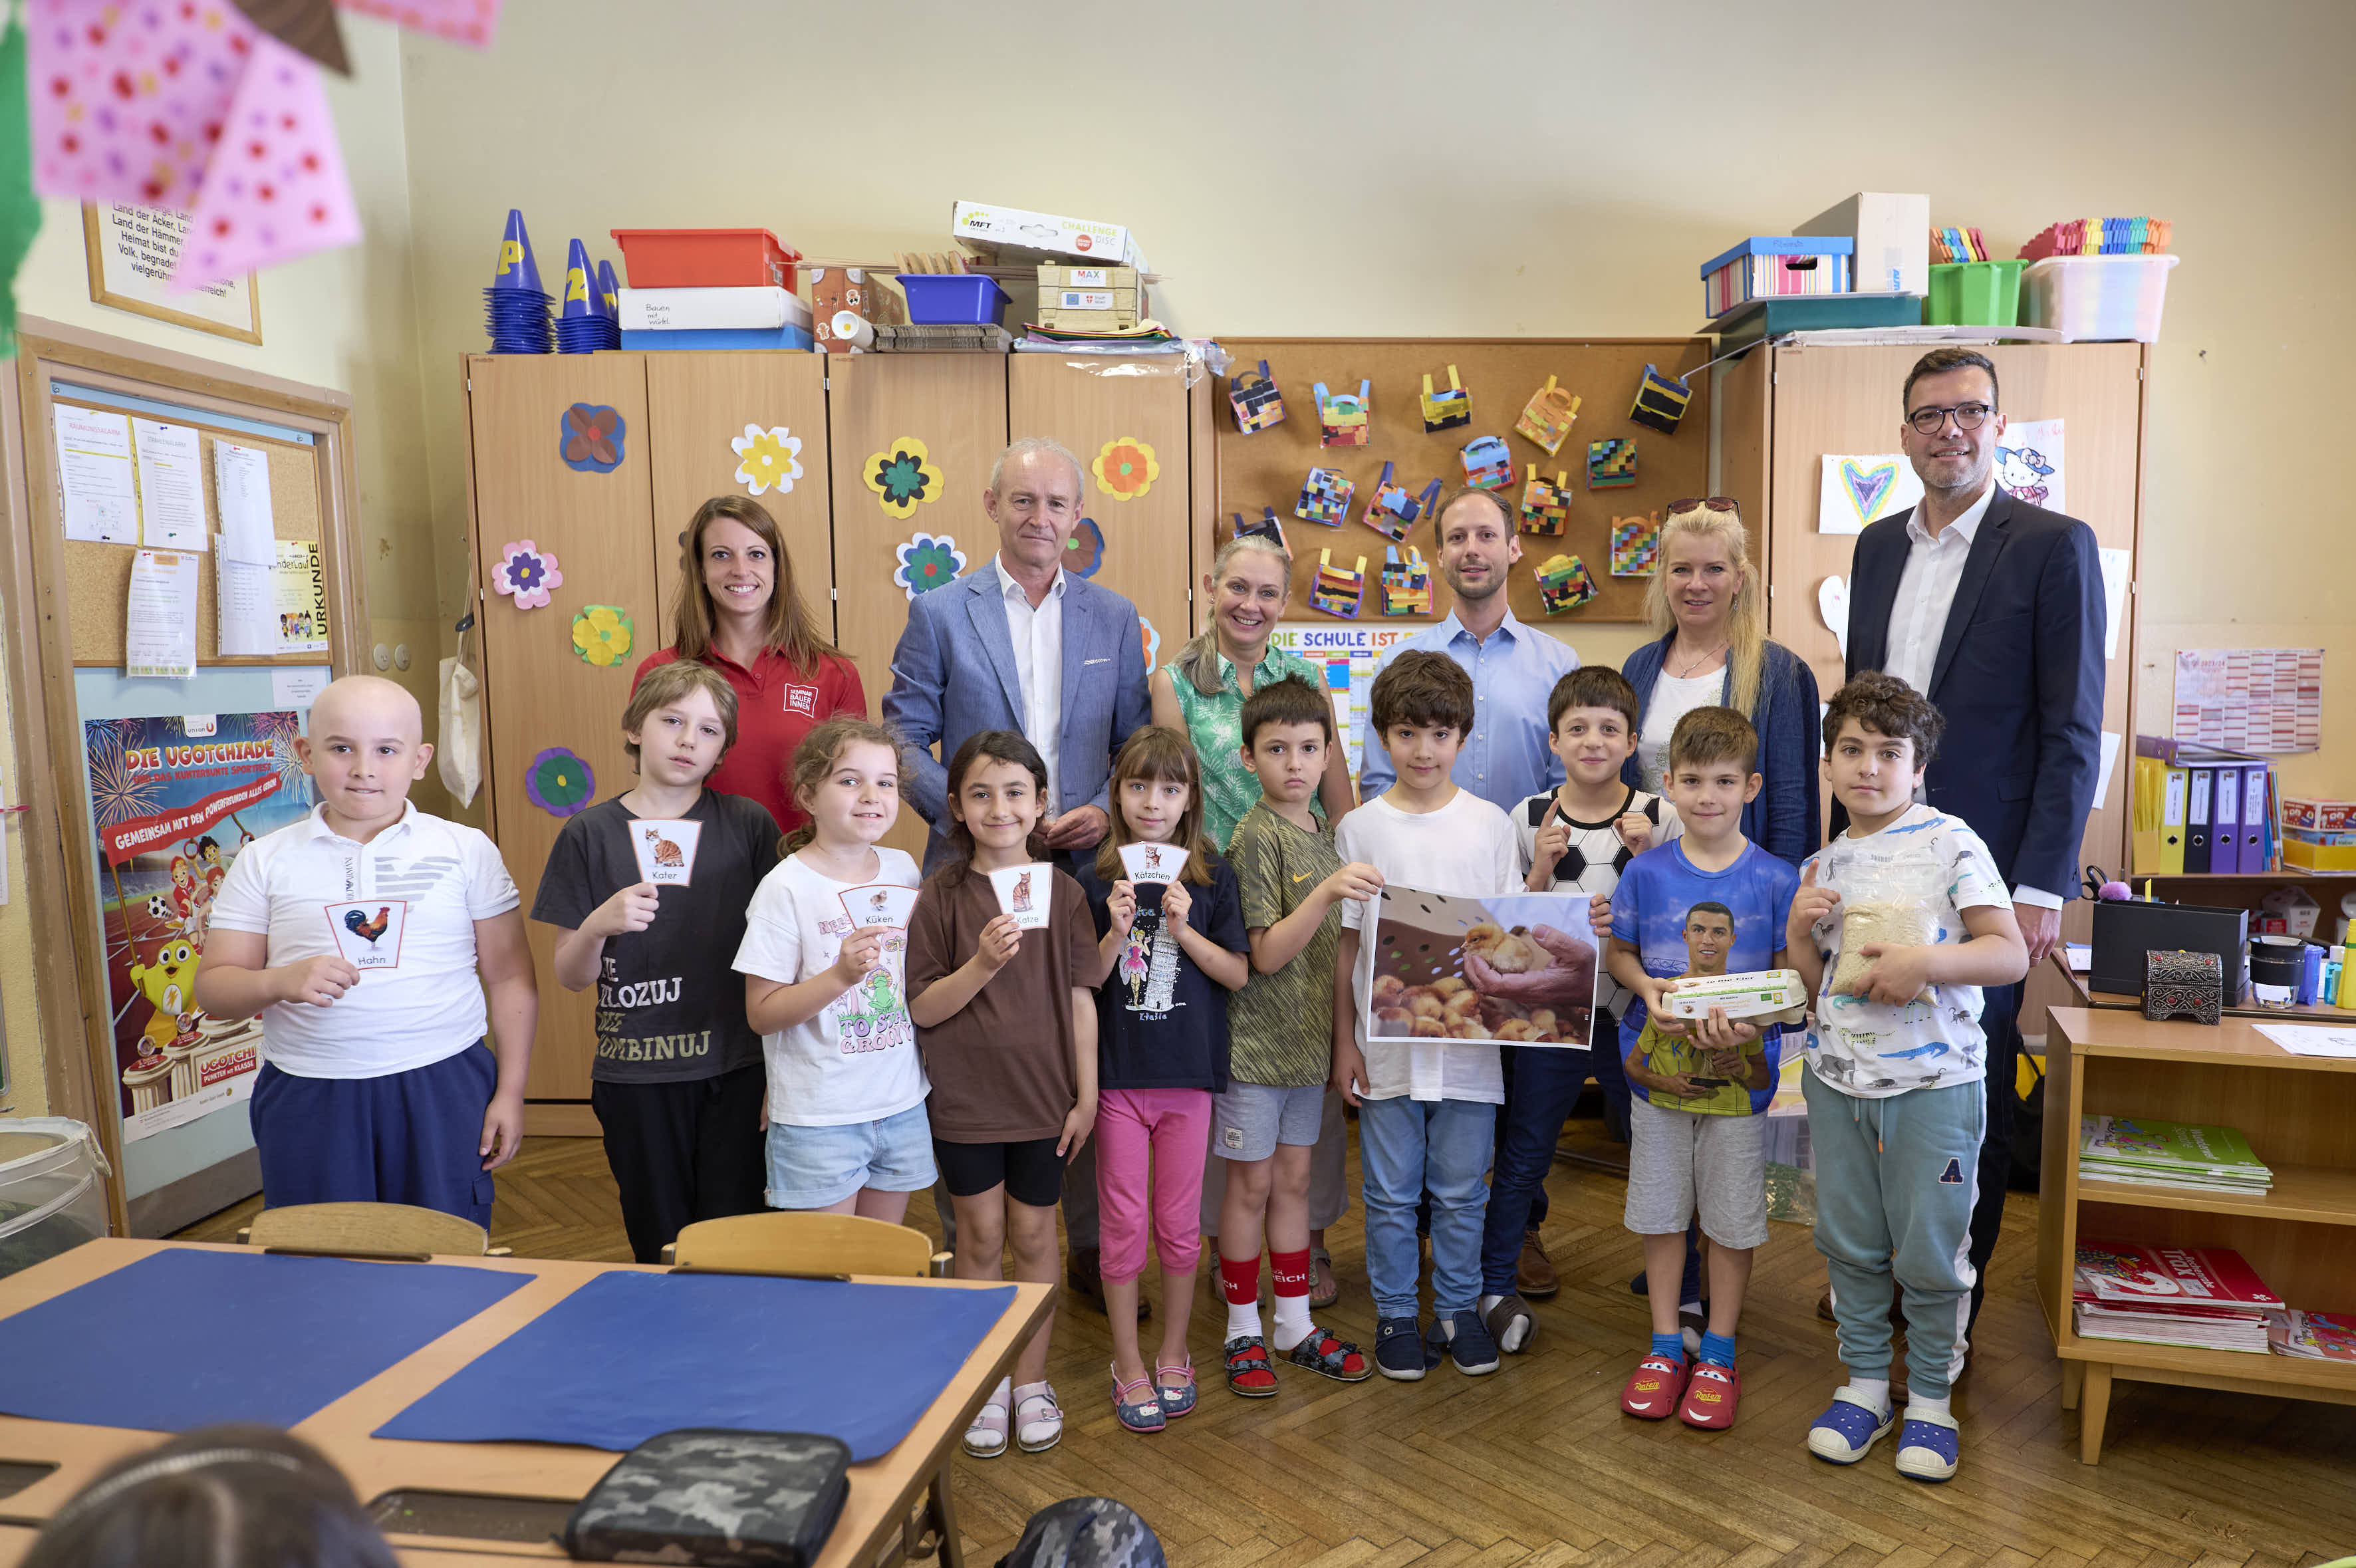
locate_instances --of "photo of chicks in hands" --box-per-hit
[1365,887,1600,1048]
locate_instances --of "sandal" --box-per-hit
[1223,1335,1278,1398]
[1309,1246,1339,1310]
[1110,1366,1165,1434]
[962,1376,1011,1458]
[1154,1356,1198,1418]
[1283,1323,1373,1382]
[1013,1381,1063,1453]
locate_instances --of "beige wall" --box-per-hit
[2,16,434,1112]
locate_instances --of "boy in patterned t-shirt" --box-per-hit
[1214,676,1382,1397]
[1790,674,2026,1484]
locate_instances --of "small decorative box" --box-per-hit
[2143,948,2222,1026]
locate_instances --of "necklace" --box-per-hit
[1670,638,1729,679]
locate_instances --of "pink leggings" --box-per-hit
[1093,1087,1212,1282]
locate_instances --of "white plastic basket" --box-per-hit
[2020,254,2178,342]
[0,1118,111,1277]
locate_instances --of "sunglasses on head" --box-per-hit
[1667,496,1738,515]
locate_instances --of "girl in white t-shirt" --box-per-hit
[734,718,931,1218]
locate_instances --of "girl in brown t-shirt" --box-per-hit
[906,731,1101,1462]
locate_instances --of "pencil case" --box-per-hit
[563,1428,851,1567]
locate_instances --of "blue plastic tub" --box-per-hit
[897,274,1011,326]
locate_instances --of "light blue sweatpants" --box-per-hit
[1803,1070,1984,1399]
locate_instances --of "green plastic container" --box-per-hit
[1924,261,2024,327]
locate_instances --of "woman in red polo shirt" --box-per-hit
[632,495,866,837]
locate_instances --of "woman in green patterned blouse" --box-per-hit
[1149,533,1357,852]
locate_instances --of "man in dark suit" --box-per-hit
[1845,348,2105,1329]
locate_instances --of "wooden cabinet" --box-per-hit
[2038,1008,2356,1462]
[1724,343,2147,1030]
[461,351,1213,1120]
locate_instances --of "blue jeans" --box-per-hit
[1359,1096,1495,1321]
[1804,1069,1984,1399]
[1478,1045,1587,1293]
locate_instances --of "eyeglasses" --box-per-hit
[1666,496,1738,515]
[1906,402,1994,435]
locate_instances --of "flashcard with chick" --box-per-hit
[1362,887,1599,1049]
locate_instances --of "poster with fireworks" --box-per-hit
[86,712,313,1141]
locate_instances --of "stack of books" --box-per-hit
[2019,217,2173,259]
[2267,1309,2356,1361]
[2073,1240,2282,1353]
[2079,1114,2272,1194]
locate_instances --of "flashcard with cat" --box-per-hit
[630,819,702,886]
[1118,841,1181,886]
[987,862,1054,931]
[324,899,410,971]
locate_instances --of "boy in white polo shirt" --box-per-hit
[196,676,539,1226]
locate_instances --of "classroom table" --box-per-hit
[0,1240,1053,1567]
[2045,948,2354,1023]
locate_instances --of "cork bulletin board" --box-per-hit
[55,401,326,666]
[1212,338,1712,626]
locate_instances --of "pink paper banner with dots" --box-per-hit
[336,0,501,49]
[26,0,259,211]
[171,33,359,288]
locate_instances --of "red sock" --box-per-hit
[1270,1247,1311,1301]
[1220,1253,1263,1307]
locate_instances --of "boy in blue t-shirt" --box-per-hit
[1789,674,2025,1484]
[1605,706,1797,1432]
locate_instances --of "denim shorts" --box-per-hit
[765,1102,936,1210]
[1212,1080,1327,1163]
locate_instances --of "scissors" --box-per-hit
[2081,864,2115,900]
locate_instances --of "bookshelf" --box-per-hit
[2037,1008,2356,1463]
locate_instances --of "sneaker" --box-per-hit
[1485,1292,1536,1355]
[1807,1387,1897,1464]
[1445,1309,1500,1375]
[1678,1360,1740,1428]
[1374,1316,1428,1381]
[1515,1231,1559,1299]
[1896,1407,1961,1482]
[1620,1351,1688,1419]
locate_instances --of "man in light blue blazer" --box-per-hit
[883,437,1152,1314]
[884,437,1151,873]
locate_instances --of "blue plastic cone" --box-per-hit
[596,259,620,319]
[490,207,544,294]
[560,239,597,319]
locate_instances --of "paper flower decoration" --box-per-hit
[1092,437,1159,501]
[559,404,625,473]
[1064,517,1105,579]
[571,606,633,667]
[894,533,967,600]
[525,747,594,817]
[865,438,943,519]
[492,540,562,610]
[731,424,803,497]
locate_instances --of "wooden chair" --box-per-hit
[243,1202,490,1258]
[664,1212,934,1277]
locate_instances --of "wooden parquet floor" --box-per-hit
[177,1119,2356,1568]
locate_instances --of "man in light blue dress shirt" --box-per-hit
[1359,487,1581,811]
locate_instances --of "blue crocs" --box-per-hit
[1896,1407,1961,1482]
[1806,1386,1897,1464]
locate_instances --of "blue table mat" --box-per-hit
[374,1272,1019,1462]
[0,1249,529,1431]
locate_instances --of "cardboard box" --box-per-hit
[2283,832,2356,872]
[952,199,1146,270]
[1037,265,1138,289]
[2282,797,2356,834]
[1798,192,1931,296]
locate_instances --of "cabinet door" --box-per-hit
[825,354,1009,862]
[467,354,657,1103]
[1007,353,1195,678]
[1762,342,2143,1021]
[646,353,835,651]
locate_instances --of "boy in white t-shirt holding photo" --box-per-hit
[196,676,539,1228]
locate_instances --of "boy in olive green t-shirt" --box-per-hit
[1210,676,1382,1397]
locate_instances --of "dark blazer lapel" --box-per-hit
[964,573,1027,719]
[1926,492,2015,699]
[1848,515,1906,675]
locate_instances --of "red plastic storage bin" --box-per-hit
[609,229,802,291]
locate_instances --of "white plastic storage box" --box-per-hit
[0,1118,110,1278]
[1700,237,1853,320]
[2020,255,2178,342]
